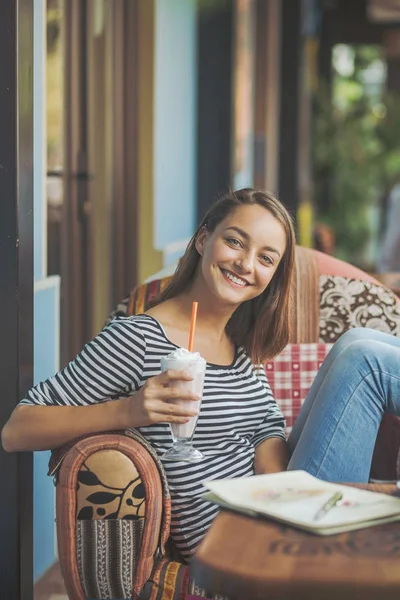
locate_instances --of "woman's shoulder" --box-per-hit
[105,313,163,339]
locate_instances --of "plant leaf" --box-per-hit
[77,506,93,519]
[132,483,145,499]
[105,511,119,519]
[86,491,120,504]
[78,470,102,486]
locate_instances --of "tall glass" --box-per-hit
[161,352,206,462]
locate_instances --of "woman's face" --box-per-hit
[195,203,287,308]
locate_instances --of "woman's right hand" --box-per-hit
[128,370,201,427]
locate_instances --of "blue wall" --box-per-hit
[33,278,60,581]
[154,0,197,259]
[33,0,60,581]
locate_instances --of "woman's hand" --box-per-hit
[127,370,201,427]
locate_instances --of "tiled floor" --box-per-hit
[34,561,68,600]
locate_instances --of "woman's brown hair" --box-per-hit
[155,188,296,364]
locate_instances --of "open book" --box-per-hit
[204,470,400,535]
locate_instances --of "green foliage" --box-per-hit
[374,94,400,189]
[314,87,378,263]
[197,0,230,15]
[314,45,400,266]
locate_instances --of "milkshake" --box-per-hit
[161,347,206,462]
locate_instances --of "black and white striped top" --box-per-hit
[20,314,285,560]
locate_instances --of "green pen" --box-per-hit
[313,491,343,521]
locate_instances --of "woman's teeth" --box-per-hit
[222,269,248,287]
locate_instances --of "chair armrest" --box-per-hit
[53,432,168,599]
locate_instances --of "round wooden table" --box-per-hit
[192,484,400,600]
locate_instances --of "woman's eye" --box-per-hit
[260,255,273,265]
[226,237,241,247]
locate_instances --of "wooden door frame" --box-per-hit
[0,0,34,598]
[196,0,234,220]
[111,0,140,304]
[62,0,90,362]
[278,0,302,216]
[62,0,139,363]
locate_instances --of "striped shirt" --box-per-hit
[20,314,285,560]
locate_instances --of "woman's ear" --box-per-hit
[195,226,208,256]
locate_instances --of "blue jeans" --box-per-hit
[287,328,400,482]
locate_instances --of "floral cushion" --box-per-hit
[319,275,400,343]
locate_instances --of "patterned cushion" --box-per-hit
[265,343,333,436]
[319,275,400,343]
[76,518,144,599]
[139,558,190,600]
[75,450,146,520]
[129,277,172,317]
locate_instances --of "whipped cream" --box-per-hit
[164,347,204,361]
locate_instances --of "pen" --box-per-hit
[313,491,343,521]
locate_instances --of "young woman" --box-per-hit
[2,188,400,561]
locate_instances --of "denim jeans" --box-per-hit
[287,328,400,482]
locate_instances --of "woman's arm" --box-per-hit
[254,437,289,474]
[2,369,200,452]
[1,320,200,452]
[1,399,130,452]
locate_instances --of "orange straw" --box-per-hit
[188,301,198,352]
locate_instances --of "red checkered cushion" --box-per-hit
[265,343,333,436]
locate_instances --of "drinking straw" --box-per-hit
[188,301,198,352]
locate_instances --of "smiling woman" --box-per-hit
[151,188,295,364]
[2,188,295,563]
[6,188,400,569]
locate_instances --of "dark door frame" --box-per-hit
[61,0,139,365]
[277,0,302,217]
[0,1,34,599]
[62,0,90,362]
[111,0,140,305]
[196,0,234,221]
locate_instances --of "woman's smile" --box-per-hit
[219,267,251,288]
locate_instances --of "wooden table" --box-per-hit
[192,484,400,600]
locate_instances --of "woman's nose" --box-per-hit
[235,252,255,273]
